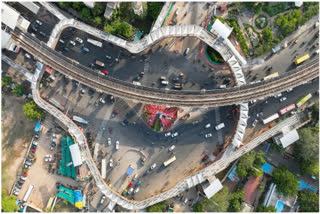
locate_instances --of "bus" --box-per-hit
[296,93,312,107]
[23,184,34,202]
[101,159,106,179]
[279,104,296,115]
[164,156,176,167]
[72,116,88,125]
[87,38,103,47]
[262,113,279,125]
[294,54,310,65]
[263,72,279,81]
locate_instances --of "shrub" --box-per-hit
[22,101,44,121]
[207,47,224,63]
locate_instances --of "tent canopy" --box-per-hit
[69,144,83,167]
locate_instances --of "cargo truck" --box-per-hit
[96,60,105,67]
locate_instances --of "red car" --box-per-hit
[128,182,133,187]
[102,70,109,75]
[32,148,37,153]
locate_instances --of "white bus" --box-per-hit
[87,38,102,47]
[72,116,88,125]
[262,113,279,125]
[101,159,106,179]
[164,156,176,167]
[23,184,34,202]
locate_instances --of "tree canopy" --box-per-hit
[2,76,13,87]
[272,166,299,196]
[57,2,71,9]
[201,186,232,212]
[298,190,319,212]
[228,190,244,212]
[256,204,276,212]
[295,127,319,162]
[262,27,273,43]
[12,84,25,96]
[22,101,44,121]
[92,3,104,17]
[236,150,256,177]
[147,2,163,19]
[146,201,167,212]
[72,2,84,11]
[2,189,18,212]
[92,17,102,27]
[80,7,92,20]
[311,102,319,122]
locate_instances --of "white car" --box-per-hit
[252,119,258,127]
[250,100,257,104]
[33,141,38,146]
[280,97,287,102]
[107,138,111,146]
[169,145,175,152]
[128,187,134,194]
[35,20,43,25]
[165,132,171,137]
[69,40,76,46]
[133,187,140,194]
[171,132,178,138]
[256,112,264,118]
[44,154,52,162]
[75,37,83,43]
[99,98,106,104]
[150,163,157,170]
[115,141,119,150]
[215,123,225,130]
[286,88,293,92]
[205,123,211,129]
[161,80,169,85]
[133,174,138,181]
[109,159,113,167]
[205,133,212,138]
[274,93,282,98]
[25,53,31,59]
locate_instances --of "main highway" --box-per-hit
[11,28,319,107]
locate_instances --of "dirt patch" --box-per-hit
[1,94,35,192]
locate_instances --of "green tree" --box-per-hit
[262,26,273,43]
[299,159,319,178]
[92,17,102,27]
[256,204,276,212]
[272,166,299,196]
[244,2,255,9]
[229,190,244,212]
[147,2,163,19]
[12,84,25,96]
[236,150,256,177]
[146,201,167,212]
[92,3,103,17]
[311,102,319,121]
[254,4,262,14]
[22,101,44,121]
[258,182,265,192]
[112,21,132,39]
[2,189,18,212]
[72,2,83,11]
[201,186,232,212]
[298,190,319,212]
[192,203,204,212]
[80,7,92,20]
[254,151,266,166]
[1,76,12,87]
[57,2,71,9]
[250,166,263,178]
[103,22,114,34]
[295,127,319,162]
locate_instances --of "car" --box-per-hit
[75,37,83,43]
[171,132,178,138]
[25,161,32,166]
[59,39,65,44]
[50,146,55,151]
[25,53,31,59]
[63,47,70,52]
[169,145,175,152]
[160,76,166,80]
[183,198,188,204]
[161,80,169,85]
[34,133,39,139]
[122,189,128,196]
[102,70,109,75]
[39,31,46,37]
[250,100,257,104]
[69,41,76,46]
[135,76,142,81]
[164,132,171,137]
[202,155,209,162]
[31,148,36,153]
[205,123,211,128]
[31,25,38,32]
[252,119,258,127]
[21,176,27,181]
[133,174,138,181]
[99,196,106,205]
[128,182,133,188]
[128,187,134,194]
[109,159,113,167]
[33,141,38,146]
[150,163,157,170]
[24,164,30,169]
[80,89,85,96]
[105,55,112,60]
[133,187,140,194]
[205,133,212,138]
[88,88,95,96]
[286,88,293,92]
[35,20,42,25]
[256,112,264,118]
[82,47,89,52]
[280,97,287,102]
[184,48,190,56]
[274,93,282,98]
[115,141,119,150]
[107,138,111,146]
[215,123,225,130]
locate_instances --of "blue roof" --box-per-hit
[275,200,285,212]
[227,165,238,182]
[261,163,274,175]
[126,165,134,176]
[34,122,41,132]
[298,180,317,192]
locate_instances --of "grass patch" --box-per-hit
[207,47,224,63]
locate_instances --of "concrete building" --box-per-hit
[201,178,223,199]
[104,2,120,19]
[273,129,300,148]
[132,2,143,16]
[83,2,95,9]
[294,2,303,7]
[1,3,30,51]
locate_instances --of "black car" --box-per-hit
[31,25,38,32]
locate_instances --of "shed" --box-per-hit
[279,130,299,148]
[126,165,134,176]
[34,122,41,132]
[211,19,233,39]
[203,178,223,199]
[295,2,303,7]
[69,144,83,167]
[1,3,20,30]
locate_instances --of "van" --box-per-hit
[184,48,190,56]
[215,123,225,130]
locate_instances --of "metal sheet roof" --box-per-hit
[203,178,223,199]
[1,3,20,30]
[280,129,299,148]
[69,143,83,167]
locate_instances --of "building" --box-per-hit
[220,4,227,11]
[18,2,40,14]
[1,3,30,51]
[201,178,223,199]
[83,2,95,9]
[104,2,120,19]
[273,129,300,148]
[244,175,263,205]
[294,2,303,7]
[132,2,143,16]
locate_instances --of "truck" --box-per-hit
[262,113,279,125]
[96,60,105,67]
[164,156,176,167]
[263,72,279,81]
[23,184,34,202]
[126,165,134,176]
[294,54,310,65]
[72,116,88,125]
[101,159,106,179]
[87,38,103,47]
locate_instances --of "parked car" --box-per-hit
[215,123,225,130]
[280,97,287,102]
[35,20,43,25]
[69,41,76,46]
[169,145,175,152]
[102,70,109,75]
[286,88,293,92]
[202,155,209,162]
[99,196,106,205]
[25,53,31,59]
[128,187,134,194]
[109,159,113,167]
[161,80,169,85]
[205,123,211,128]
[115,141,119,150]
[31,25,38,32]
[150,163,157,170]
[133,187,140,194]
[24,164,30,169]
[128,182,133,188]
[75,37,83,43]
[133,174,138,181]
[256,112,264,118]
[164,132,171,137]
[205,133,212,138]
[59,39,65,44]
[274,93,282,98]
[107,138,111,146]
[105,55,112,60]
[39,31,46,37]
[252,119,258,127]
[171,132,178,138]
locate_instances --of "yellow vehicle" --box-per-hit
[294,54,310,65]
[263,72,279,81]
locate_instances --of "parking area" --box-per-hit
[54,28,234,90]
[38,69,236,200]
